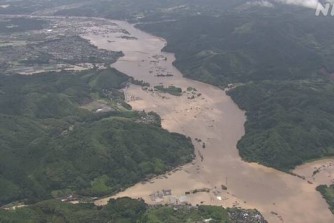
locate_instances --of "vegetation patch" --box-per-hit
[0,198,267,223]
[130,78,150,87]
[317,184,334,214]
[154,85,182,96]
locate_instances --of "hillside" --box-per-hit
[138,11,334,86]
[0,69,194,205]
[228,80,334,170]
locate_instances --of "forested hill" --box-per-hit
[228,80,334,170]
[0,69,194,205]
[137,11,334,87]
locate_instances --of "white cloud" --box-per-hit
[273,0,320,9]
[246,0,275,8]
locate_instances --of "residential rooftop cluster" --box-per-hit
[0,16,123,74]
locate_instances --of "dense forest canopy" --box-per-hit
[0,69,194,205]
[0,197,267,223]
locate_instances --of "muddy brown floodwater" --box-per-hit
[82,19,334,223]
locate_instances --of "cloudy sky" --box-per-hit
[274,0,320,8]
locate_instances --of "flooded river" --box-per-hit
[82,20,334,223]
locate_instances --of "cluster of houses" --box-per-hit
[149,189,188,205]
